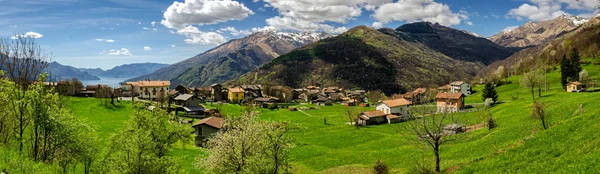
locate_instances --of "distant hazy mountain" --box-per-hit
[489,14,588,48]
[47,62,100,81]
[80,63,169,78]
[128,31,332,87]
[234,23,515,94]
[78,68,104,77]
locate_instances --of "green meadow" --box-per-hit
[56,59,600,173]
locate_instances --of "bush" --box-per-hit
[410,161,435,174]
[373,160,389,174]
[488,116,497,130]
[484,98,495,108]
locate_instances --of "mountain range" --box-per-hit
[489,14,588,48]
[233,23,515,94]
[47,62,100,81]
[127,31,332,87]
[80,63,169,78]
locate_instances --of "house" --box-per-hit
[80,84,103,97]
[174,84,189,94]
[228,87,245,102]
[254,97,280,108]
[438,85,451,93]
[357,110,402,125]
[240,85,263,100]
[121,80,170,99]
[443,124,464,135]
[435,92,465,113]
[192,116,224,147]
[313,97,332,106]
[567,82,586,92]
[323,87,341,96]
[173,94,199,107]
[211,84,224,102]
[450,81,472,95]
[376,98,411,116]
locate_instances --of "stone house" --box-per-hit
[121,80,170,100]
[435,92,465,113]
[357,110,402,125]
[450,81,472,95]
[211,84,224,102]
[192,117,224,147]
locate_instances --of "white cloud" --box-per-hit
[372,21,383,28]
[372,0,469,27]
[144,46,152,51]
[138,22,142,24]
[507,0,598,22]
[502,26,519,32]
[143,27,150,30]
[466,21,473,25]
[9,25,17,28]
[265,16,348,33]
[171,45,176,48]
[11,32,43,39]
[176,25,227,45]
[108,48,133,56]
[251,26,277,32]
[161,0,254,29]
[151,21,156,26]
[95,39,115,43]
[218,27,252,36]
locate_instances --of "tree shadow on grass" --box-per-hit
[97,103,126,111]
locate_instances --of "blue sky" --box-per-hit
[1,0,598,69]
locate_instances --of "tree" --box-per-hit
[571,48,582,81]
[560,54,570,88]
[156,89,166,107]
[71,78,83,95]
[481,83,498,103]
[345,106,361,129]
[0,35,50,153]
[98,106,191,173]
[366,90,385,104]
[580,69,590,85]
[531,100,548,130]
[520,70,543,100]
[404,102,458,173]
[201,111,294,174]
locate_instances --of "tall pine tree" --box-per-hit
[482,83,498,103]
[560,54,569,88]
[570,48,582,81]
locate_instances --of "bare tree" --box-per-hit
[520,69,543,100]
[0,35,50,152]
[531,100,548,130]
[366,90,385,104]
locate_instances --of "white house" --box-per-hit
[122,80,170,99]
[376,98,411,116]
[450,81,471,95]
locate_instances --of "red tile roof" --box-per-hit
[361,110,387,118]
[127,81,170,87]
[435,92,464,99]
[228,87,244,93]
[380,98,411,107]
[193,116,224,129]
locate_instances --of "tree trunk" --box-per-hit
[434,143,440,172]
[33,125,39,161]
[531,87,535,100]
[541,117,547,130]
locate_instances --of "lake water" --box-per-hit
[81,77,130,88]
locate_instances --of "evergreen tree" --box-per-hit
[482,83,498,103]
[570,48,582,81]
[560,54,569,88]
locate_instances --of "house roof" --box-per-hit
[210,83,221,87]
[414,88,427,94]
[435,92,464,99]
[402,92,415,99]
[193,116,224,129]
[569,81,583,85]
[360,110,387,119]
[168,90,179,96]
[255,97,279,102]
[184,106,205,112]
[438,85,451,90]
[380,98,411,107]
[316,97,330,102]
[174,94,194,101]
[229,87,244,93]
[450,81,466,86]
[386,115,402,119]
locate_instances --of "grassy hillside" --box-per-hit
[235,26,483,94]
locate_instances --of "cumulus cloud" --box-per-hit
[11,32,43,39]
[372,0,469,27]
[144,46,152,51]
[372,21,383,28]
[161,0,254,29]
[177,25,227,45]
[507,0,598,21]
[142,27,150,30]
[138,22,142,24]
[151,21,156,26]
[258,0,392,33]
[108,48,132,56]
[95,39,115,43]
[218,27,252,36]
[171,45,176,48]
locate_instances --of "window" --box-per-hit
[153,88,157,95]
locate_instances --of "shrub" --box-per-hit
[373,160,389,174]
[488,116,497,130]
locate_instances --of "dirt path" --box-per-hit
[298,110,313,117]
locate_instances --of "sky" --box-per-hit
[1,0,599,69]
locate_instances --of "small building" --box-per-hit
[228,87,245,103]
[435,92,465,113]
[254,97,280,108]
[567,82,586,92]
[357,110,402,125]
[121,80,170,99]
[376,98,411,116]
[211,84,224,102]
[438,85,451,93]
[313,97,332,106]
[450,81,472,95]
[173,94,200,107]
[192,117,224,147]
[174,84,189,94]
[443,124,464,135]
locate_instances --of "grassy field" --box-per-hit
[60,60,600,173]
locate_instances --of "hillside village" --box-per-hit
[3,1,600,173]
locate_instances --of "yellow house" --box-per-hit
[228,87,245,102]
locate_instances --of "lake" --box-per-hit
[81,77,130,88]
